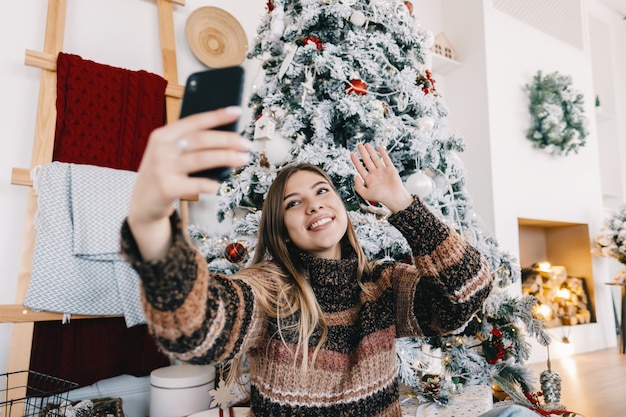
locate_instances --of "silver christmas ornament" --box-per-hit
[540,369,562,404]
[540,348,566,411]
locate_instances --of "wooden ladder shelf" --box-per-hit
[0,0,189,414]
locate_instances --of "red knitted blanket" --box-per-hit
[53,52,167,171]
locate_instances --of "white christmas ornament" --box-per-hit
[350,10,367,26]
[278,43,298,79]
[264,133,293,166]
[396,92,409,112]
[405,171,434,197]
[417,116,435,133]
[270,7,285,41]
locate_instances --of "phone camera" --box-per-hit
[188,78,198,92]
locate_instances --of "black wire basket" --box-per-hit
[0,370,78,417]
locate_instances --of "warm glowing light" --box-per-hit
[556,288,571,300]
[536,304,552,320]
[536,261,552,272]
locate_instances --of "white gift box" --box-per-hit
[402,385,493,417]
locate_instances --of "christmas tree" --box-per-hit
[189,0,549,404]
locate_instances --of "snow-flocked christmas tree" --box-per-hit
[189,0,550,405]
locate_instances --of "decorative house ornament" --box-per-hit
[254,112,276,141]
[524,71,588,156]
[432,32,455,60]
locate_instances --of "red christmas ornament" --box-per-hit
[490,328,503,338]
[303,35,324,51]
[416,69,438,96]
[404,1,414,15]
[346,79,367,95]
[266,0,275,13]
[225,242,247,263]
[484,327,512,364]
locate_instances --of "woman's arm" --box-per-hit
[350,143,493,336]
[387,198,493,336]
[121,107,256,362]
[121,211,261,364]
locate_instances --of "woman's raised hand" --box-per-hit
[349,143,413,214]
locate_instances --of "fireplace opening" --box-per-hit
[518,218,597,329]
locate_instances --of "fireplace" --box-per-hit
[518,218,597,329]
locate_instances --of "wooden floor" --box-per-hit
[527,347,626,417]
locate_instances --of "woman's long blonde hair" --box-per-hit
[234,163,371,374]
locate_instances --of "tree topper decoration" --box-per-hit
[524,71,588,156]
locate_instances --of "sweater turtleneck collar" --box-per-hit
[288,240,360,295]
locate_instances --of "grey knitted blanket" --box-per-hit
[24,162,145,326]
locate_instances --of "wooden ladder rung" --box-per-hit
[10,167,198,201]
[10,167,31,186]
[0,304,114,323]
[24,49,184,98]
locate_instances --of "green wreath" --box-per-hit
[524,71,588,156]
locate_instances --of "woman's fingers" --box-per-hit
[356,143,380,171]
[352,143,389,176]
[377,146,393,166]
[132,108,251,214]
[179,130,251,155]
[350,152,368,181]
[167,106,243,140]
[179,147,251,179]
[148,110,251,178]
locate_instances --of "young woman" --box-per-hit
[121,108,494,416]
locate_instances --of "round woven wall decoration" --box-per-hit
[185,7,248,68]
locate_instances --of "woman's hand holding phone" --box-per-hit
[127,107,251,261]
[127,66,250,260]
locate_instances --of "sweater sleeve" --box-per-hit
[387,197,493,337]
[120,212,263,364]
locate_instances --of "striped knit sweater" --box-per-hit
[120,198,493,416]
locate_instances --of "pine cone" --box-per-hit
[421,377,442,398]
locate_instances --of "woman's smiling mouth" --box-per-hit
[309,216,334,230]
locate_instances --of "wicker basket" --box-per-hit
[0,370,78,417]
[43,397,124,417]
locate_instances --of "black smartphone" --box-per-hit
[179,66,245,181]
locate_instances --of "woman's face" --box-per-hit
[282,170,348,260]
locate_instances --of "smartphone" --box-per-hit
[179,66,245,180]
